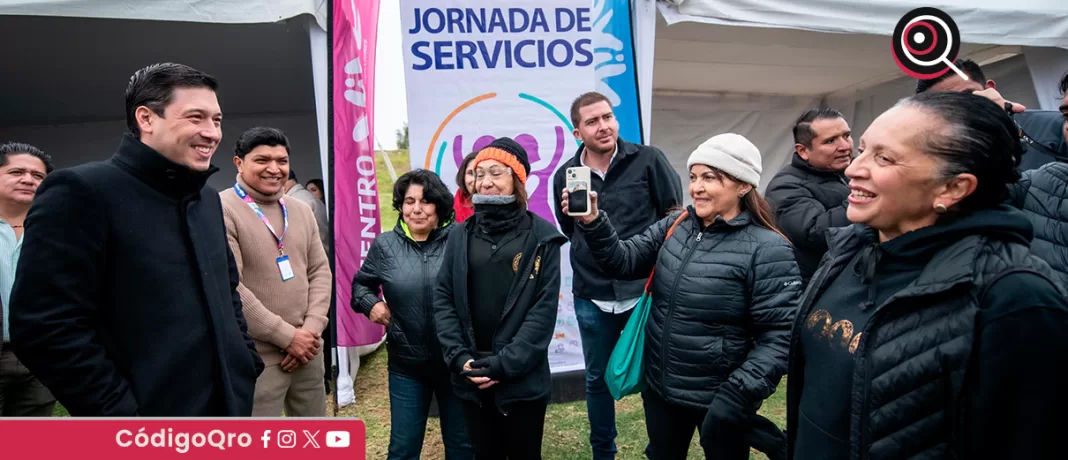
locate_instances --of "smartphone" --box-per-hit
[565,166,592,217]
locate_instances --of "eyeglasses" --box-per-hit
[474,166,512,181]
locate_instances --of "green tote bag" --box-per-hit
[604,211,689,401]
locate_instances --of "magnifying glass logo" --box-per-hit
[892,8,965,80]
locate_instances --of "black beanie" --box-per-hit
[479,137,531,176]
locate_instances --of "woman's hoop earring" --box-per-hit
[934,203,948,214]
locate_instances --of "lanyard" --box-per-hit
[233,183,288,255]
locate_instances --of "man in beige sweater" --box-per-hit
[220,127,332,417]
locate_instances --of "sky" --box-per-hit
[372,1,407,151]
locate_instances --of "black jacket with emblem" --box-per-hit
[786,206,1068,460]
[9,134,262,416]
[765,153,852,285]
[579,207,801,412]
[433,211,567,412]
[352,220,454,378]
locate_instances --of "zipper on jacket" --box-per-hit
[851,306,885,460]
[492,243,543,418]
[494,242,542,341]
[459,231,483,410]
[458,229,482,382]
[660,225,703,392]
[422,251,432,363]
[405,234,436,365]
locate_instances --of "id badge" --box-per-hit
[277,255,295,281]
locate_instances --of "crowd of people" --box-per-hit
[0,59,1066,460]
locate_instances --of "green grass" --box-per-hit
[375,149,411,230]
[337,346,787,460]
[52,403,68,416]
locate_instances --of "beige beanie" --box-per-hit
[686,133,762,188]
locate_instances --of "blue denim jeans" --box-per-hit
[387,371,473,460]
[574,297,635,460]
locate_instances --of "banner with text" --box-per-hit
[333,0,382,403]
[401,0,643,373]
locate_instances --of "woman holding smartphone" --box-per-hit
[563,133,800,460]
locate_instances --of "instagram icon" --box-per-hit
[277,430,297,449]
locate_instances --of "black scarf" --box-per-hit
[472,194,525,235]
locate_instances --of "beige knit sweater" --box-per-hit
[220,176,332,366]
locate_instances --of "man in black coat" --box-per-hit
[765,108,853,286]
[9,63,263,416]
[552,92,683,460]
[1006,71,1068,288]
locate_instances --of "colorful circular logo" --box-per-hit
[422,92,578,226]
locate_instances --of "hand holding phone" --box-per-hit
[560,167,599,224]
[564,167,592,217]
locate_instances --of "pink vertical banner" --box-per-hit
[332,0,382,347]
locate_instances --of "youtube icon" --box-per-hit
[326,431,350,448]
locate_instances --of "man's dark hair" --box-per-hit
[393,169,454,225]
[915,59,986,94]
[897,91,1022,213]
[234,127,290,159]
[306,178,324,191]
[289,170,298,182]
[570,91,612,128]
[1059,70,1068,96]
[793,108,845,148]
[0,142,54,174]
[125,63,219,136]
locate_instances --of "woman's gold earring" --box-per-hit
[934,203,948,214]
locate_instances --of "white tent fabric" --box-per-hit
[1025,47,1068,110]
[652,92,820,194]
[0,0,327,29]
[308,16,331,203]
[661,0,1068,49]
[648,0,1068,190]
[633,0,658,143]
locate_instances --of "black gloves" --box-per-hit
[701,384,748,447]
[701,385,788,460]
[461,356,504,380]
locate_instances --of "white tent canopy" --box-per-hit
[0,0,331,194]
[661,0,1068,48]
[0,0,326,29]
[647,0,1068,193]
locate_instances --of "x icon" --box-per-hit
[303,430,321,448]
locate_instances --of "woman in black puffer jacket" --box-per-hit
[565,133,802,460]
[352,169,472,460]
[435,138,567,459]
[787,91,1068,460]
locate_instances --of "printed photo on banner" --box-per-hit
[400,0,642,374]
